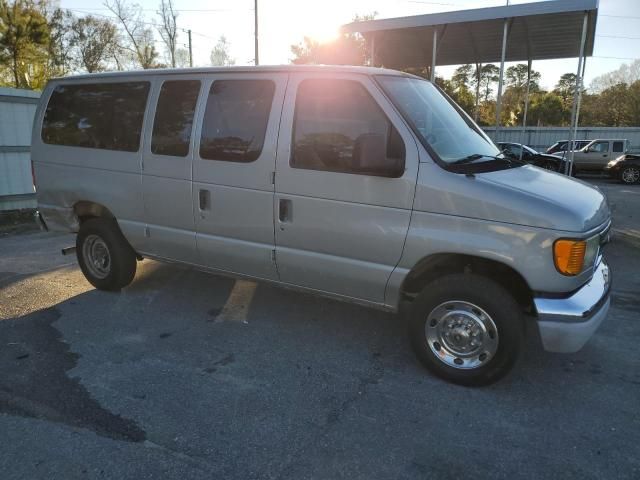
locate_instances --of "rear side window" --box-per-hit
[613,141,624,153]
[151,80,201,157]
[42,82,150,152]
[291,79,405,176]
[199,80,275,162]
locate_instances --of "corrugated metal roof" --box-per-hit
[341,0,598,68]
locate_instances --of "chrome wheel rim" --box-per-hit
[425,301,499,370]
[621,167,639,184]
[82,234,111,279]
[543,163,556,171]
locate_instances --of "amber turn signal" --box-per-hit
[554,239,586,276]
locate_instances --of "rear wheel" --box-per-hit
[76,218,137,291]
[408,274,524,386]
[620,165,640,184]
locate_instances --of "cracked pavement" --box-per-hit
[0,178,639,479]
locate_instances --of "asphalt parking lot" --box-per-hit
[0,178,639,480]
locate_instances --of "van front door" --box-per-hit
[192,74,287,280]
[578,141,609,170]
[141,77,203,263]
[273,74,419,305]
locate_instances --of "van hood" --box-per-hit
[416,164,610,233]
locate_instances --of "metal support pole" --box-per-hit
[565,12,588,175]
[575,56,587,132]
[254,0,259,66]
[370,35,376,67]
[519,58,532,161]
[430,28,437,82]
[474,62,481,122]
[495,18,509,139]
[188,29,193,67]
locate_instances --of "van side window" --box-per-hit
[199,80,275,162]
[291,79,405,177]
[42,82,150,152]
[613,141,624,153]
[151,80,201,157]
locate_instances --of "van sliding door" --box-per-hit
[192,73,287,280]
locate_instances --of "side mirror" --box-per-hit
[353,133,403,177]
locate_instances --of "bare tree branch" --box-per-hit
[104,0,158,69]
[156,0,177,68]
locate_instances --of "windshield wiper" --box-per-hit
[451,153,510,165]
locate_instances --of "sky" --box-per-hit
[58,0,640,91]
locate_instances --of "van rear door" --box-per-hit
[141,75,204,263]
[191,73,287,280]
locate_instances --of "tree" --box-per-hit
[290,13,375,66]
[597,83,631,126]
[500,64,541,126]
[527,92,563,126]
[590,59,640,93]
[554,73,577,108]
[156,0,177,68]
[210,36,235,66]
[0,0,50,88]
[46,8,75,77]
[71,15,118,73]
[174,47,190,68]
[505,63,540,92]
[451,64,473,91]
[477,64,499,102]
[105,0,159,69]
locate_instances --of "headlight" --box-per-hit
[554,235,599,276]
[607,155,625,167]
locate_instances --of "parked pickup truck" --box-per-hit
[32,65,612,386]
[557,139,628,172]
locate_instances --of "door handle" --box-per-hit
[279,199,292,223]
[199,189,210,211]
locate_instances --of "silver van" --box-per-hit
[32,66,611,385]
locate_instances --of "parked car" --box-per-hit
[497,142,568,172]
[32,66,612,386]
[546,139,590,155]
[559,139,628,172]
[605,154,640,184]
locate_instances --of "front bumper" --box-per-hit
[603,164,618,178]
[534,259,611,353]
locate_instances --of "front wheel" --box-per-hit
[76,218,137,291]
[408,274,524,386]
[620,165,640,184]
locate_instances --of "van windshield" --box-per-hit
[376,76,502,165]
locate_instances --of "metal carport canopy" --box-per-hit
[340,0,598,69]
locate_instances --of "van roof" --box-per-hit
[52,64,419,82]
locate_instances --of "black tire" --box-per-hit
[620,165,640,184]
[408,273,524,386]
[76,217,137,291]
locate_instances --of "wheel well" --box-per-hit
[401,254,534,312]
[73,201,115,225]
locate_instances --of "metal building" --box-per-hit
[0,87,40,212]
